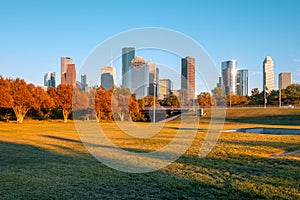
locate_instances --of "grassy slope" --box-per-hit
[0,108,299,199]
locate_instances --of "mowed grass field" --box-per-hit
[0,108,299,199]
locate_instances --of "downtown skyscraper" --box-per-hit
[122,47,135,89]
[221,60,237,95]
[44,72,56,89]
[81,74,89,92]
[61,57,76,86]
[237,69,248,96]
[181,56,195,101]
[129,56,149,99]
[159,79,172,99]
[263,56,274,92]
[101,66,116,90]
[148,62,159,97]
[279,72,292,89]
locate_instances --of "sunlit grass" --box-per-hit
[0,108,299,199]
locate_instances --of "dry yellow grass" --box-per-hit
[0,108,299,199]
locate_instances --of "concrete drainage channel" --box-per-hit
[226,127,300,135]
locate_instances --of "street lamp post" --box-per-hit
[153,65,157,124]
[153,81,156,124]
[264,86,267,109]
[279,88,282,108]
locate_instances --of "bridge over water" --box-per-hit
[141,107,191,122]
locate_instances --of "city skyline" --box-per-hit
[1,1,300,93]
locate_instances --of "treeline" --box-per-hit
[198,84,300,107]
[0,77,180,123]
[1,76,299,123]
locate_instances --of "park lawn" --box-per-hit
[0,108,299,199]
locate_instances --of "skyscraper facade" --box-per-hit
[159,79,172,99]
[129,56,149,99]
[101,66,116,90]
[279,72,292,89]
[122,47,135,89]
[263,56,274,92]
[81,74,88,92]
[61,63,76,86]
[221,60,237,95]
[148,62,159,97]
[181,56,195,101]
[101,66,116,85]
[61,57,73,84]
[44,72,56,89]
[237,69,248,96]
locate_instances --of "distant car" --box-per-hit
[288,105,295,108]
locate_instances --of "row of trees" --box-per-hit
[0,77,181,123]
[197,84,300,107]
[2,76,298,123]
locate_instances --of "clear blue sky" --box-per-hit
[1,0,300,93]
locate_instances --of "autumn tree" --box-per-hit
[95,88,113,122]
[32,86,55,118]
[9,78,37,123]
[0,77,14,121]
[238,95,249,105]
[57,84,73,123]
[144,95,159,107]
[128,95,140,121]
[197,92,212,107]
[0,77,13,109]
[137,98,145,111]
[226,94,241,106]
[212,87,225,106]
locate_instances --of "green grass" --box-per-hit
[0,108,299,199]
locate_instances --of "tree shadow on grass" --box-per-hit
[0,140,234,199]
[174,153,300,199]
[1,138,300,199]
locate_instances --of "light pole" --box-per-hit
[153,81,156,124]
[264,86,267,108]
[279,88,282,108]
[153,65,157,124]
[229,91,232,108]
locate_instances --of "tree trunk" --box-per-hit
[119,112,125,121]
[13,106,29,124]
[96,111,101,123]
[62,109,70,123]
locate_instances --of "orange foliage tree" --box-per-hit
[33,86,55,118]
[9,78,38,123]
[197,92,212,107]
[57,84,73,123]
[95,88,113,122]
[0,77,13,109]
